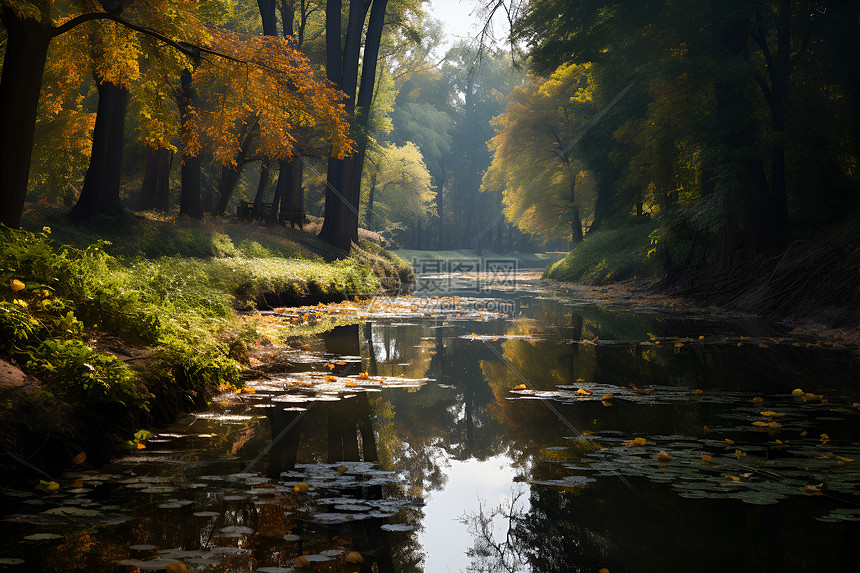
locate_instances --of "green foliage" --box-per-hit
[546,222,660,284]
[0,302,42,352]
[26,339,149,410]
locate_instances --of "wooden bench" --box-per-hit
[237,201,304,228]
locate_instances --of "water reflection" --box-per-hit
[2,284,859,572]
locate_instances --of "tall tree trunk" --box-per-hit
[569,173,583,245]
[0,11,52,227]
[213,122,257,216]
[70,80,129,220]
[318,0,373,251]
[436,162,446,249]
[281,156,304,227]
[141,147,172,211]
[252,161,271,220]
[257,0,277,35]
[179,66,203,218]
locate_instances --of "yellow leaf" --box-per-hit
[724,438,734,446]
[10,279,25,291]
[293,482,309,493]
[601,400,613,407]
[344,381,357,387]
[346,551,364,563]
[752,396,764,405]
[166,563,189,573]
[760,410,783,417]
[576,388,592,396]
[724,475,741,482]
[337,465,347,475]
[701,455,713,463]
[657,451,672,462]
[791,388,804,397]
[820,433,830,444]
[513,384,527,390]
[601,393,614,400]
[734,449,747,459]
[71,452,86,465]
[695,389,703,396]
[137,442,146,449]
[358,372,369,379]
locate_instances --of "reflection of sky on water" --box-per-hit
[420,454,528,572]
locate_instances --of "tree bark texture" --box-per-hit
[0,11,52,227]
[70,80,129,220]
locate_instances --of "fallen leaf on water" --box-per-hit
[800,431,808,437]
[760,410,784,417]
[576,388,592,396]
[598,568,610,573]
[36,480,59,493]
[820,434,830,444]
[623,437,647,447]
[344,381,357,387]
[657,451,672,462]
[166,563,189,573]
[325,375,338,382]
[294,482,309,493]
[346,552,364,564]
[358,372,369,379]
[792,388,804,397]
[301,344,310,350]
[725,475,741,482]
[71,452,86,465]
[137,442,146,450]
[602,393,614,400]
[492,337,498,341]
[804,484,823,496]
[703,425,709,435]
[295,555,311,568]
[735,449,747,459]
[752,396,764,405]
[336,361,346,365]
[513,384,527,390]
[601,400,613,407]
[695,389,703,396]
[256,527,286,539]
[337,465,347,475]
[698,335,704,340]
[701,455,713,463]
[325,363,335,369]
[724,438,735,446]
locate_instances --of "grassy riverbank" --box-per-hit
[0,212,411,484]
[546,219,860,330]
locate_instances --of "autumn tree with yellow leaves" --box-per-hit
[0,0,352,225]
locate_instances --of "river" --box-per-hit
[2,270,860,572]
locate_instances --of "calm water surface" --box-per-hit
[2,273,860,572]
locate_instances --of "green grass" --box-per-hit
[545,222,661,284]
[392,249,565,270]
[1,211,408,474]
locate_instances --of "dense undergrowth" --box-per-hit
[0,213,410,481]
